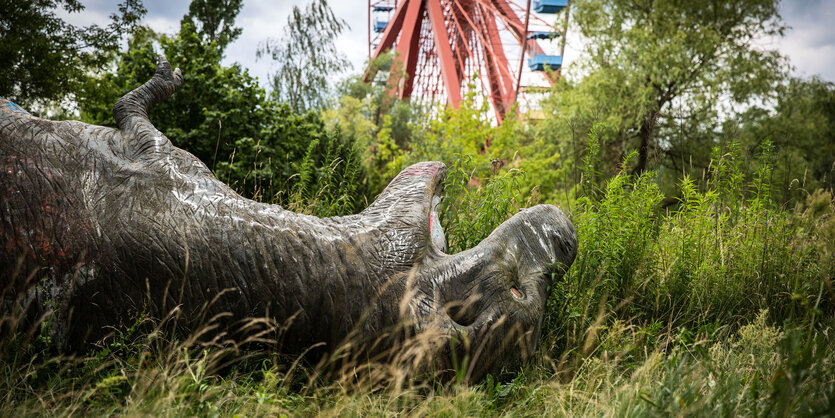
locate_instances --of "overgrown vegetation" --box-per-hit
[2,0,835,415]
[1,118,832,415]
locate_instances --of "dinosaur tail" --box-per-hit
[113,55,183,162]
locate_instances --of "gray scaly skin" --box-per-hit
[0,56,577,380]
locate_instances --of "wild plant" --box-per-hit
[1,119,834,416]
[438,155,533,253]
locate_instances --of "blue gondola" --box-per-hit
[533,0,568,14]
[372,5,394,12]
[374,21,388,33]
[528,54,562,71]
[526,31,560,40]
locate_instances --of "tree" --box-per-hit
[258,0,350,113]
[321,52,421,193]
[77,23,263,169]
[734,77,835,202]
[540,0,787,177]
[78,3,367,206]
[0,0,145,107]
[180,0,243,50]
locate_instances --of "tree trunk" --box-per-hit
[633,111,658,174]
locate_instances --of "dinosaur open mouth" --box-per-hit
[429,188,446,253]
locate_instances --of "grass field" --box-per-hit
[1,146,833,417]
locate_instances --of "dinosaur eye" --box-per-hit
[510,287,524,299]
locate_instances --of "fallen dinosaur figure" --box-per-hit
[0,56,576,380]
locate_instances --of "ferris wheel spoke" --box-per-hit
[418,13,444,103]
[450,4,484,86]
[478,8,515,118]
[451,1,476,68]
[428,0,463,105]
[449,0,520,118]
[450,0,506,73]
[444,1,474,82]
[467,32,496,114]
[365,0,409,81]
[474,0,524,33]
[469,6,509,120]
[504,0,555,28]
[391,0,426,98]
[480,6,515,93]
[489,0,546,56]
[367,0,567,123]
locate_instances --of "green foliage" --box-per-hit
[540,0,787,180]
[323,53,419,194]
[0,0,146,107]
[321,79,413,194]
[364,114,404,191]
[180,0,242,50]
[283,134,365,217]
[78,23,264,166]
[258,0,350,113]
[545,134,834,374]
[78,10,368,207]
[439,156,531,253]
[406,88,495,165]
[734,77,835,203]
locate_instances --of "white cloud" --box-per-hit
[776,0,835,81]
[218,0,368,89]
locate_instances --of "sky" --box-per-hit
[64,0,835,90]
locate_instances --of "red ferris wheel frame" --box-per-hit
[365,0,569,123]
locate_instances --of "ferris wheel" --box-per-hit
[365,0,569,123]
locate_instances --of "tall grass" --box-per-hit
[438,155,535,253]
[1,131,834,416]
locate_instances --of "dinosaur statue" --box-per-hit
[0,56,576,380]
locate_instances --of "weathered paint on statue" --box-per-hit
[0,56,577,380]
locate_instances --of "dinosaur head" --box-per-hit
[362,162,577,380]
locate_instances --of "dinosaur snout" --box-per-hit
[502,204,578,283]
